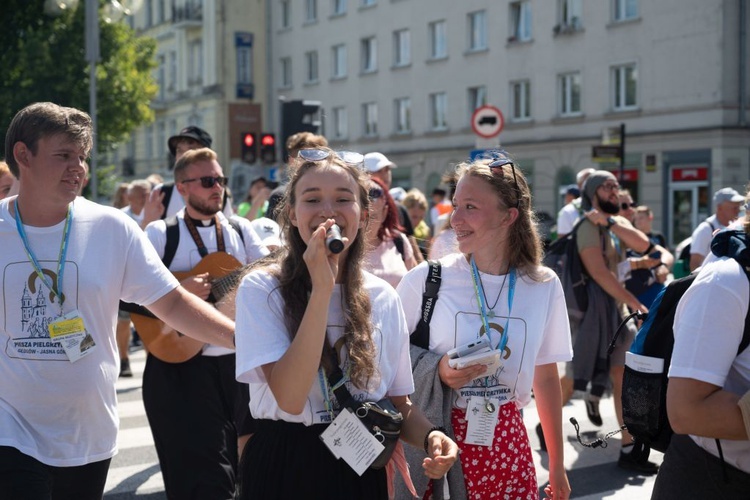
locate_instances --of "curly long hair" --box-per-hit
[251,151,377,388]
[455,155,544,281]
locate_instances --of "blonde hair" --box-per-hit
[173,148,218,182]
[0,161,10,179]
[402,188,428,211]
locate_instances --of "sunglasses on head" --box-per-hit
[297,149,365,166]
[368,187,384,200]
[620,202,637,210]
[486,151,521,209]
[180,176,228,188]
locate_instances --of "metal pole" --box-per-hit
[619,122,626,182]
[85,0,99,200]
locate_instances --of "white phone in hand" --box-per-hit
[447,336,491,360]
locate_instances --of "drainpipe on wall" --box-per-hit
[265,0,274,133]
[740,0,747,126]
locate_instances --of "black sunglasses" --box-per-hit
[181,176,228,189]
[487,153,521,209]
[620,202,637,210]
[369,187,383,200]
[297,149,365,166]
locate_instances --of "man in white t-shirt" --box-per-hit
[0,103,235,499]
[556,167,595,238]
[652,194,750,498]
[143,148,269,499]
[689,187,744,271]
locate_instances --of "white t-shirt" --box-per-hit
[235,269,415,425]
[0,196,179,466]
[690,214,725,259]
[396,254,572,409]
[145,210,269,356]
[556,198,583,236]
[364,233,416,289]
[670,256,750,474]
[428,228,459,261]
[121,204,144,225]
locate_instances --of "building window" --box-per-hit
[305,51,319,83]
[305,0,317,22]
[393,29,411,67]
[361,36,377,73]
[237,47,252,85]
[468,10,487,51]
[332,106,348,139]
[467,85,487,121]
[509,1,532,42]
[280,57,292,87]
[394,97,411,133]
[156,54,165,99]
[559,0,582,29]
[362,0,376,6]
[332,0,346,15]
[188,40,203,85]
[145,0,153,27]
[332,44,347,78]
[429,92,447,130]
[429,20,447,59]
[558,72,581,116]
[612,63,637,110]
[363,102,378,137]
[280,0,290,28]
[145,125,154,159]
[156,121,166,158]
[157,0,165,23]
[510,80,531,121]
[613,0,638,21]
[168,50,177,90]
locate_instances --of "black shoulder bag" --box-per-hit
[323,342,403,470]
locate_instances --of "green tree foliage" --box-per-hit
[0,0,157,159]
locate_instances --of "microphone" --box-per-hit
[326,224,344,254]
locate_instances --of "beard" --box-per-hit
[187,194,222,217]
[595,193,620,214]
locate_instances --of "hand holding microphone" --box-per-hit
[326,224,344,254]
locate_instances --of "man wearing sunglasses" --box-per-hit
[142,148,269,499]
[572,171,659,474]
[141,125,235,229]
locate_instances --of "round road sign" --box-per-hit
[471,105,505,139]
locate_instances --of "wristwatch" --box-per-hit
[605,217,616,229]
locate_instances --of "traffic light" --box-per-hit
[281,100,322,161]
[260,133,276,163]
[241,132,257,164]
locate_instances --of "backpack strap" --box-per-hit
[227,217,246,245]
[160,183,175,220]
[162,216,180,269]
[410,261,441,350]
[394,233,405,261]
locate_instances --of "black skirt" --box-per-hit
[238,419,388,499]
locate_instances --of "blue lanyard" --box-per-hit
[15,200,73,312]
[317,367,350,420]
[470,256,516,354]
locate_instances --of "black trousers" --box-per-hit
[142,352,245,500]
[651,433,750,500]
[0,446,111,500]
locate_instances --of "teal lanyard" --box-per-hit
[15,200,73,314]
[470,255,516,354]
[317,367,350,421]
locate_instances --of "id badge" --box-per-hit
[319,408,385,476]
[464,396,500,447]
[48,310,96,363]
[617,260,632,283]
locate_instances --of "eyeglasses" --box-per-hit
[620,202,637,210]
[180,176,228,189]
[487,151,521,209]
[297,149,365,166]
[599,183,620,192]
[369,187,383,200]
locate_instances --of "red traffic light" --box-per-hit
[243,133,255,147]
[261,134,275,147]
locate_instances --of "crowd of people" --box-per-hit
[0,100,747,500]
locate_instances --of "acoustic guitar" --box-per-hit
[129,252,243,363]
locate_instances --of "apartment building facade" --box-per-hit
[270,0,750,246]
[117,0,268,185]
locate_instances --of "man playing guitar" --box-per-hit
[141,148,269,499]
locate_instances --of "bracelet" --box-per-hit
[424,425,448,454]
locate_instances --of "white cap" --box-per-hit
[713,187,744,206]
[249,217,282,249]
[389,187,406,202]
[363,152,395,173]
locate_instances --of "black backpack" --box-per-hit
[611,229,750,453]
[543,218,589,322]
